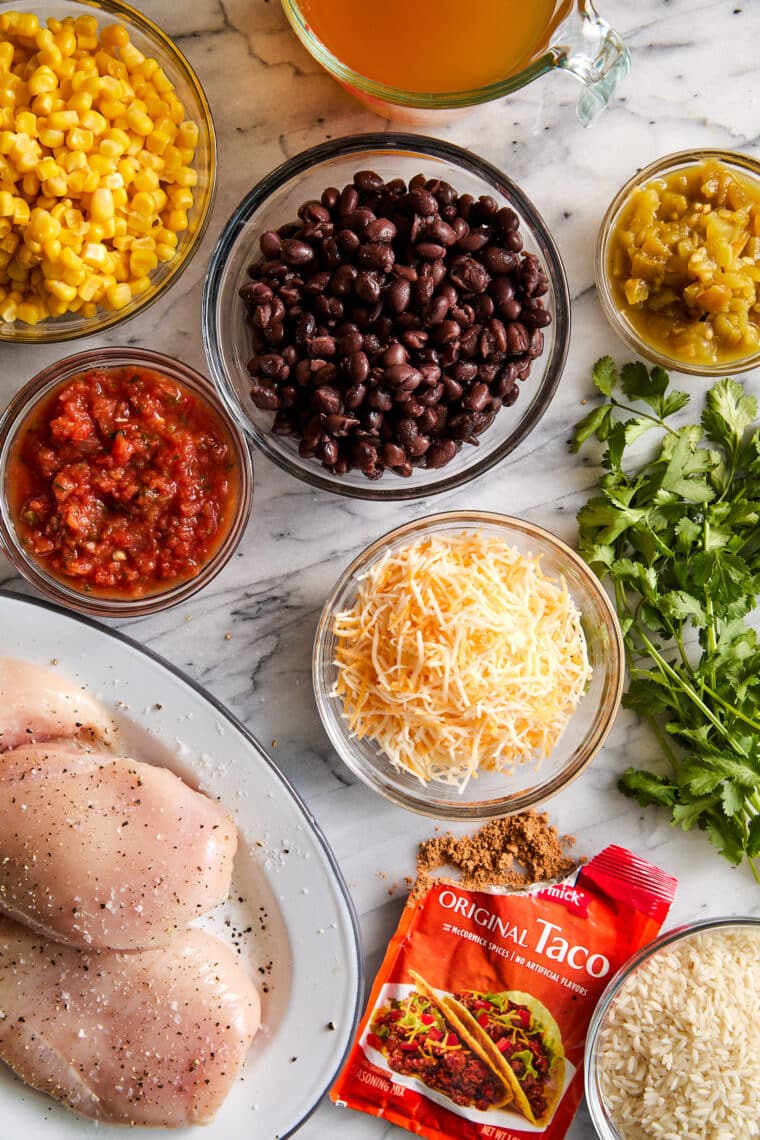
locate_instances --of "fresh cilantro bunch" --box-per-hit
[573,357,760,881]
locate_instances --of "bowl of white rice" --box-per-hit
[585,917,760,1140]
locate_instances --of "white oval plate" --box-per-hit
[0,590,363,1139]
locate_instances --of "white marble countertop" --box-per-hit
[1,1,760,1137]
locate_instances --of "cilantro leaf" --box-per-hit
[592,356,618,396]
[702,378,757,457]
[618,768,678,808]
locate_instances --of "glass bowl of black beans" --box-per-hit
[202,133,570,499]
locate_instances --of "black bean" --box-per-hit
[354,170,384,193]
[387,277,411,314]
[382,342,407,367]
[281,238,314,265]
[416,241,445,261]
[357,242,395,272]
[259,231,282,258]
[355,271,381,303]
[344,383,367,409]
[339,185,359,215]
[506,322,530,356]
[364,217,397,243]
[426,439,457,467]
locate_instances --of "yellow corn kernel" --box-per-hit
[126,212,151,236]
[82,241,108,269]
[131,190,155,218]
[173,166,197,189]
[65,126,93,151]
[79,301,96,317]
[78,273,101,301]
[46,278,78,302]
[45,295,70,317]
[99,22,130,49]
[67,169,88,194]
[31,92,55,117]
[43,237,62,262]
[125,105,153,137]
[99,99,127,120]
[62,208,87,236]
[162,144,181,172]
[0,191,14,217]
[145,117,174,155]
[130,275,151,297]
[0,231,20,253]
[121,42,145,72]
[15,298,46,324]
[79,108,107,135]
[102,171,124,191]
[54,25,78,58]
[88,152,117,175]
[29,208,61,243]
[166,94,185,124]
[154,226,178,249]
[86,221,105,243]
[166,208,187,232]
[28,66,58,96]
[58,227,82,249]
[38,43,63,70]
[132,167,159,193]
[38,126,65,149]
[42,176,68,198]
[106,281,131,308]
[112,215,127,237]
[74,14,99,50]
[0,296,18,322]
[169,186,193,211]
[151,188,167,213]
[6,260,30,282]
[12,199,30,225]
[155,242,176,263]
[64,149,88,172]
[38,156,62,181]
[67,90,93,114]
[47,109,79,131]
[112,188,127,211]
[82,170,101,193]
[112,233,133,252]
[0,42,14,72]
[177,120,199,149]
[150,66,172,95]
[15,110,37,137]
[129,247,157,276]
[137,58,159,83]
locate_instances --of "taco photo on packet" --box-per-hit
[366,975,513,1113]
[441,987,566,1126]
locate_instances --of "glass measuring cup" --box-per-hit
[282,0,630,126]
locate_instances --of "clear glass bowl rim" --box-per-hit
[0,347,254,617]
[584,914,760,1140]
[0,0,217,344]
[280,0,569,109]
[595,148,760,376]
[202,131,571,502]
[312,509,624,819]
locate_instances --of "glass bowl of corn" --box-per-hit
[0,0,216,342]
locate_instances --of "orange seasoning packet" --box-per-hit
[331,845,677,1140]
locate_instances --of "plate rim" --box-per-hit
[0,587,365,1139]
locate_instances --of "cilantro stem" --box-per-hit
[637,628,749,756]
[698,683,760,735]
[610,397,680,437]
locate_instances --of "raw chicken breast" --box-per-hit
[0,916,260,1126]
[0,658,117,753]
[0,741,237,948]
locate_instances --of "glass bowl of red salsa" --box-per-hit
[0,348,253,616]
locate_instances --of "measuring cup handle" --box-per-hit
[552,1,631,126]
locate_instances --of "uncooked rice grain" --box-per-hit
[597,926,760,1140]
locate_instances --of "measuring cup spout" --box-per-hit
[553,2,631,126]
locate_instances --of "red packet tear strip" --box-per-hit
[331,844,677,1140]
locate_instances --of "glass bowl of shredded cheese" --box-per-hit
[0,0,216,342]
[313,510,624,819]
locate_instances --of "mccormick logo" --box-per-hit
[535,882,591,917]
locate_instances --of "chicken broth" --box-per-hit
[298,0,574,94]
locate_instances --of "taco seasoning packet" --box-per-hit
[331,844,677,1140]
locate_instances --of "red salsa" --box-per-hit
[8,365,240,599]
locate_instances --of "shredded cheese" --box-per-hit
[332,533,592,790]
